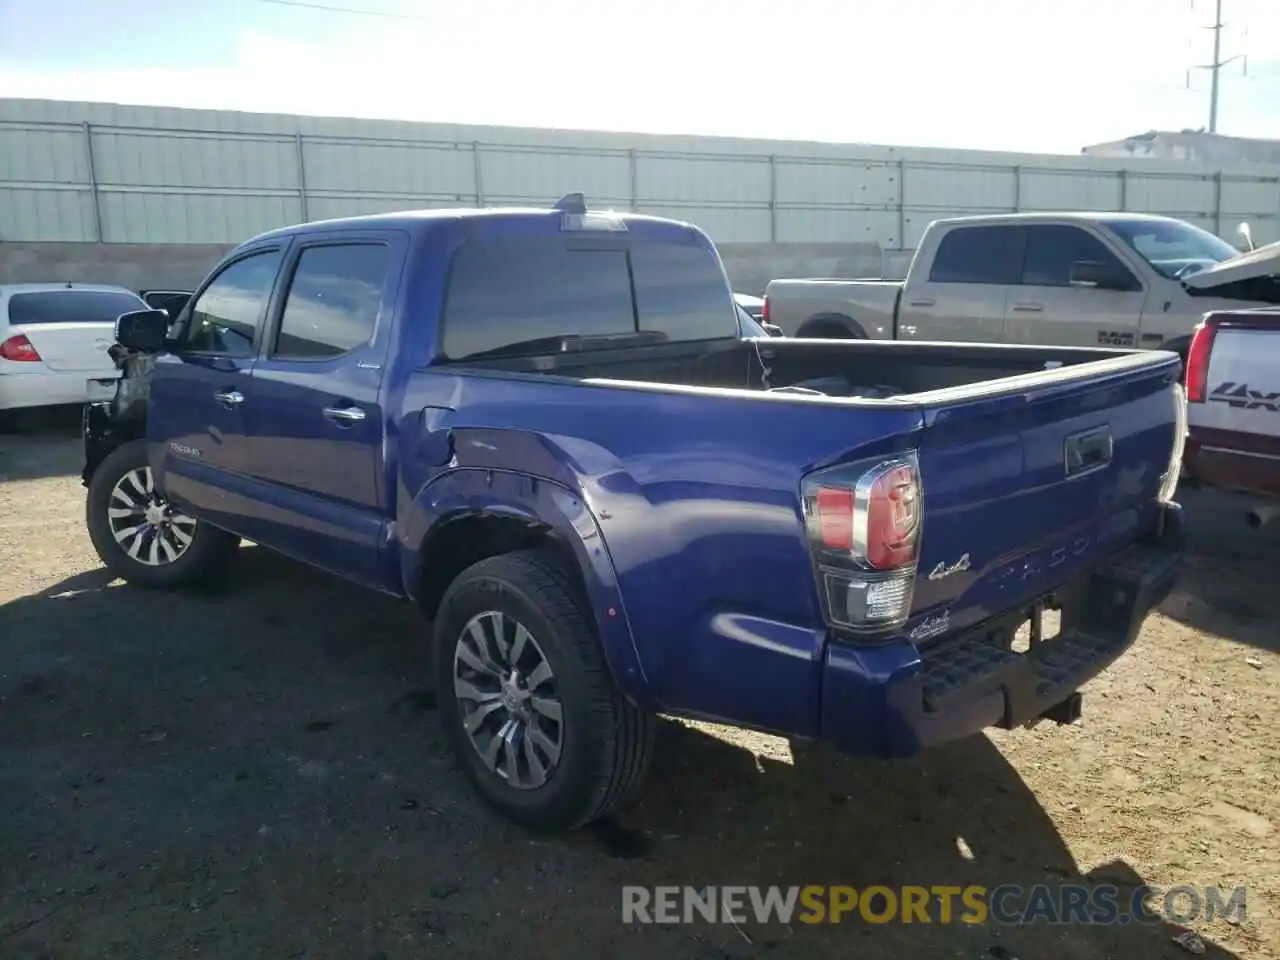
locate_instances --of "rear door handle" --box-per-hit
[214,389,244,407]
[907,297,936,307]
[323,404,367,425]
[1012,303,1044,313]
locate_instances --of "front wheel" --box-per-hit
[433,548,655,832]
[85,439,239,589]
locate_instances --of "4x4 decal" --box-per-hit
[1210,381,1280,412]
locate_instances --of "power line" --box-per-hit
[1188,0,1250,133]
[255,0,433,22]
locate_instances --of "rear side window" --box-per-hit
[631,243,737,341]
[1021,225,1136,288]
[7,290,145,326]
[441,240,637,360]
[440,237,736,360]
[273,244,388,359]
[181,249,284,357]
[928,226,1025,284]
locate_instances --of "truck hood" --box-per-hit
[1182,239,1280,290]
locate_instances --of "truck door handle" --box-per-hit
[1012,303,1044,313]
[907,297,936,307]
[213,389,244,407]
[323,404,367,425]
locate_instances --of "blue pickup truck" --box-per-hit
[81,195,1186,831]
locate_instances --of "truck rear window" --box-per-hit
[7,290,145,326]
[441,238,736,360]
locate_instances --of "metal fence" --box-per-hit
[3,109,1280,249]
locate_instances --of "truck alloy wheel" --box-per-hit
[453,610,565,789]
[106,466,197,566]
[433,548,655,831]
[85,439,240,590]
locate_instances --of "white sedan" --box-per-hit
[0,283,147,414]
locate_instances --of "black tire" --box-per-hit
[798,314,867,339]
[85,439,240,590]
[433,548,655,832]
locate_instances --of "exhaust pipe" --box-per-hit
[1246,503,1280,530]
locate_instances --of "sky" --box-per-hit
[0,0,1278,155]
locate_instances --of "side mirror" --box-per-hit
[1069,260,1131,291]
[1237,221,1255,251]
[115,309,170,353]
[762,321,784,337]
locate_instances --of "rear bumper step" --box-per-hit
[818,503,1184,757]
[918,538,1181,729]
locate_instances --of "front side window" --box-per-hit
[273,244,388,359]
[1021,225,1136,288]
[180,249,284,356]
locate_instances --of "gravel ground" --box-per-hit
[1,418,1277,960]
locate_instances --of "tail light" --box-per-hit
[1158,382,1187,504]
[761,295,770,323]
[1184,320,1216,403]
[802,455,922,633]
[0,334,41,362]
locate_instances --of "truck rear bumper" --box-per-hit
[818,502,1185,759]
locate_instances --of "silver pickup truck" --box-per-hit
[764,212,1280,360]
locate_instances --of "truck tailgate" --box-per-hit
[908,352,1182,639]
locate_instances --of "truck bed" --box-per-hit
[444,336,1146,400]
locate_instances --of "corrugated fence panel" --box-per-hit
[305,196,467,221]
[0,186,95,241]
[303,140,475,199]
[1220,177,1280,216]
[636,204,771,244]
[0,125,88,183]
[1124,174,1217,217]
[638,156,769,203]
[774,159,899,206]
[1018,170,1124,210]
[92,130,298,190]
[99,191,302,243]
[776,208,899,246]
[482,148,630,204]
[5,100,1280,250]
[905,164,1016,211]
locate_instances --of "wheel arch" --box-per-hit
[401,468,651,707]
[796,312,868,339]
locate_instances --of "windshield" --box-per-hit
[1102,219,1242,280]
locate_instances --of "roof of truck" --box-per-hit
[243,203,693,247]
[933,212,1190,226]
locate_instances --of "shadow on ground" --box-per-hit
[1158,487,1280,655]
[0,406,84,481]
[0,548,1247,959]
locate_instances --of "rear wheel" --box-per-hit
[85,439,239,589]
[433,548,655,831]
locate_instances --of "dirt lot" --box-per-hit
[1,419,1277,960]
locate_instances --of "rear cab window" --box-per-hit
[927,226,1026,285]
[440,234,737,360]
[7,290,146,326]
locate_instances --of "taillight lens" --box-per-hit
[1184,321,1216,403]
[803,455,922,634]
[761,296,770,323]
[0,334,41,362]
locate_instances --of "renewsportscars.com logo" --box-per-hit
[621,884,1248,927]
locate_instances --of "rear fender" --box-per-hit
[398,468,651,706]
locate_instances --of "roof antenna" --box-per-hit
[554,192,587,214]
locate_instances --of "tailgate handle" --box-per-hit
[1064,426,1113,477]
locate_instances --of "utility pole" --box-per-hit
[1189,0,1248,133]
